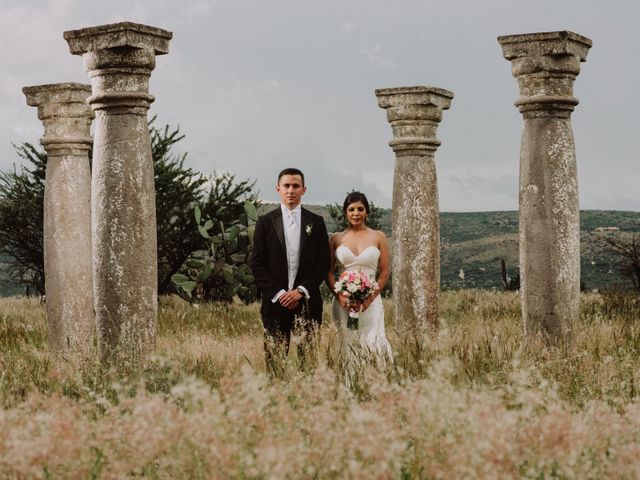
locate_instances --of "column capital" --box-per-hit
[64,21,172,55]
[498,31,592,118]
[63,22,173,113]
[376,86,453,156]
[23,83,93,156]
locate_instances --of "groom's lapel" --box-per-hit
[271,208,286,253]
[299,207,311,253]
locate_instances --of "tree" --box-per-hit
[0,120,253,296]
[151,121,208,294]
[603,233,640,291]
[201,172,259,236]
[0,144,46,294]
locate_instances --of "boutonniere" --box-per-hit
[305,224,313,236]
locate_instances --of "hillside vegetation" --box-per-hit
[1,209,638,296]
[298,207,640,291]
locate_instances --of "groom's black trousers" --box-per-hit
[262,308,321,372]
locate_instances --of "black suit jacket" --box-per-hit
[250,206,330,320]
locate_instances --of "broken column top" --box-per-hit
[63,21,172,55]
[23,83,92,107]
[375,86,453,110]
[498,31,591,61]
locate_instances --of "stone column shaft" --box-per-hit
[376,86,453,333]
[64,22,172,362]
[499,31,591,343]
[23,83,94,353]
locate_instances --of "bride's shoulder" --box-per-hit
[329,231,346,244]
[373,229,389,245]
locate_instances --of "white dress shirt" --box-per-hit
[272,203,310,303]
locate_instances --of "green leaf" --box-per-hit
[230,253,246,264]
[222,268,235,285]
[212,258,225,276]
[211,235,223,246]
[223,284,236,298]
[226,239,238,254]
[194,206,201,224]
[228,225,241,241]
[197,264,213,282]
[181,281,197,293]
[198,225,210,239]
[186,259,205,269]
[247,225,255,243]
[171,273,190,285]
[203,219,214,231]
[244,201,258,222]
[237,264,251,274]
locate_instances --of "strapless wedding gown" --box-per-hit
[332,245,393,363]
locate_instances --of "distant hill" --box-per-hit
[261,204,640,291]
[439,210,640,290]
[0,254,23,297]
[1,208,638,296]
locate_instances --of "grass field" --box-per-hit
[1,291,640,478]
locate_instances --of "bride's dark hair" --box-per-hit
[342,191,370,215]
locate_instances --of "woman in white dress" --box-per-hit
[327,192,393,366]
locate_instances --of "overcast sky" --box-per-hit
[0,0,637,211]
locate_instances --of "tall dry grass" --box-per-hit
[1,290,640,478]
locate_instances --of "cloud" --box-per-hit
[0,0,638,213]
[589,194,640,211]
[341,21,357,34]
[360,44,396,69]
[440,171,518,212]
[186,0,216,17]
[258,79,281,94]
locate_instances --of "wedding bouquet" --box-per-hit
[334,270,378,330]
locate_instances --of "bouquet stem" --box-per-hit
[347,313,359,330]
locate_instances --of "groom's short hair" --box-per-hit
[277,168,305,185]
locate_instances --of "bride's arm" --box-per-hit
[328,234,350,309]
[326,233,339,297]
[360,231,390,312]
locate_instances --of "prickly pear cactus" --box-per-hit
[172,201,258,303]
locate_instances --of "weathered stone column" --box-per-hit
[375,86,453,333]
[23,83,94,354]
[64,22,172,362]
[498,31,591,343]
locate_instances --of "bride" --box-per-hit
[327,191,393,366]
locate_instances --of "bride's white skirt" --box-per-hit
[331,296,393,367]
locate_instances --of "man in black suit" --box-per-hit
[250,168,330,372]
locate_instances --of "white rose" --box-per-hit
[347,283,359,293]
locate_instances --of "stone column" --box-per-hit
[375,86,453,333]
[498,31,591,343]
[23,83,94,354]
[64,22,172,362]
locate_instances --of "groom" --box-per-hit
[250,168,330,372]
